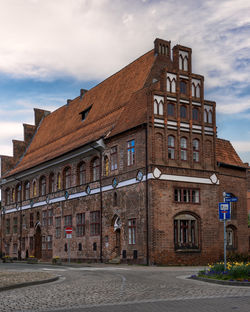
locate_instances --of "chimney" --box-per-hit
[80,89,88,99]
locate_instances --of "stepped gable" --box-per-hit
[5,50,155,177]
[216,138,246,167]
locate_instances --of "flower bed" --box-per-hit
[197,261,250,282]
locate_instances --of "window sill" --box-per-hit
[175,249,201,253]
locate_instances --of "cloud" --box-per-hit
[0,0,249,89]
[231,141,250,153]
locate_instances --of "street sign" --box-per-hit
[65,227,72,234]
[219,202,231,220]
[66,233,72,239]
[224,197,238,203]
[224,193,232,197]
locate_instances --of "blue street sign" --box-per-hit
[224,193,232,197]
[224,197,238,203]
[219,202,231,220]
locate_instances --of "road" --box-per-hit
[0,263,250,312]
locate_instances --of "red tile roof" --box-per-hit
[216,138,246,168]
[6,50,155,177]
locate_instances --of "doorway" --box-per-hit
[34,225,42,259]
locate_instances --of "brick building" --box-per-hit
[0,38,249,265]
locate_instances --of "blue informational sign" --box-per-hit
[224,197,238,202]
[225,193,232,197]
[219,202,231,220]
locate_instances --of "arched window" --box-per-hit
[49,172,55,193]
[33,181,37,197]
[168,135,175,159]
[24,181,30,200]
[180,81,187,95]
[154,99,163,115]
[196,84,201,98]
[63,167,71,189]
[208,110,213,123]
[226,225,237,250]
[192,108,199,121]
[180,137,187,160]
[40,176,46,196]
[104,156,109,176]
[92,157,100,181]
[167,77,176,93]
[12,188,15,202]
[179,55,188,71]
[16,183,22,202]
[167,103,175,116]
[5,188,10,205]
[78,162,86,185]
[174,213,200,250]
[180,105,187,119]
[193,139,199,162]
[204,109,208,123]
[57,173,61,190]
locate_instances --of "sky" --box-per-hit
[0,0,250,164]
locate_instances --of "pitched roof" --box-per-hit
[216,138,246,168]
[6,50,155,177]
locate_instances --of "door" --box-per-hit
[34,225,42,259]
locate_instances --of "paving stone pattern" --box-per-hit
[0,265,250,312]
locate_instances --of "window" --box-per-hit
[78,243,82,251]
[42,210,47,227]
[179,54,188,71]
[127,140,135,166]
[49,173,55,193]
[180,81,187,95]
[90,211,100,236]
[24,181,30,200]
[192,83,201,98]
[174,188,200,203]
[226,226,237,249]
[6,219,10,234]
[208,110,213,123]
[92,157,100,181]
[5,188,10,205]
[16,184,22,202]
[111,146,118,171]
[48,209,53,226]
[33,181,37,197]
[180,137,187,161]
[29,237,34,251]
[128,219,136,245]
[104,156,109,176]
[64,215,72,227]
[154,99,164,115]
[167,103,175,116]
[76,213,85,237]
[80,106,92,121]
[204,108,213,124]
[57,173,62,190]
[13,243,18,254]
[55,217,61,239]
[78,162,86,185]
[180,105,187,119]
[13,217,18,233]
[42,236,46,250]
[193,139,199,162]
[113,192,118,206]
[63,167,71,189]
[30,213,34,228]
[12,188,15,202]
[47,235,52,250]
[40,176,46,196]
[166,77,176,93]
[168,135,175,159]
[192,108,199,121]
[174,213,199,250]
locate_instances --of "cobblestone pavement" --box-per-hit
[0,263,250,312]
[0,271,56,289]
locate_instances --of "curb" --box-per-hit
[0,276,60,292]
[189,276,250,286]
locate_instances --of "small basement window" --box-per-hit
[80,106,92,122]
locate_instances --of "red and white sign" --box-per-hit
[65,227,72,234]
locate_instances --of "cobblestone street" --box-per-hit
[1,263,250,312]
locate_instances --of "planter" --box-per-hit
[2,257,13,263]
[52,258,62,265]
[27,257,38,264]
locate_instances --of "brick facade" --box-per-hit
[0,38,249,264]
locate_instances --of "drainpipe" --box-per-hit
[145,124,149,266]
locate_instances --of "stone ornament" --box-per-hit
[153,167,162,179]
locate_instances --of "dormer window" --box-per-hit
[80,106,92,122]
